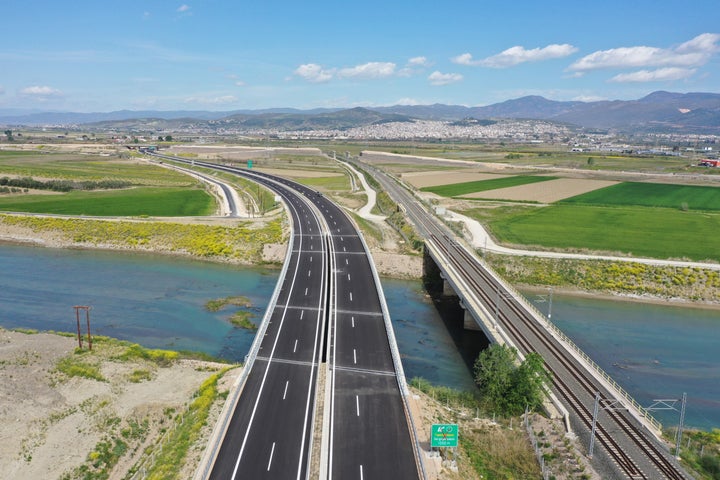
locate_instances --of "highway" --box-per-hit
[148,154,420,480]
[354,158,690,480]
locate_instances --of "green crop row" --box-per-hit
[0,186,214,216]
[421,175,555,197]
[561,182,720,211]
[486,204,720,262]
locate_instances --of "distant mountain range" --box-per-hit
[1,91,719,134]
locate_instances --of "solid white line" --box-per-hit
[360,464,364,480]
[283,380,289,400]
[356,395,360,416]
[230,196,308,480]
[267,442,276,471]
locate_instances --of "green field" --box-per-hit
[421,175,556,197]
[0,150,193,185]
[561,182,720,211]
[0,187,214,216]
[487,204,720,262]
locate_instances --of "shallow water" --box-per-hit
[0,244,717,430]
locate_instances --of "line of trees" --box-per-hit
[0,176,132,192]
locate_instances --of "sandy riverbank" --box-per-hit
[0,329,240,479]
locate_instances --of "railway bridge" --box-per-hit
[358,158,691,480]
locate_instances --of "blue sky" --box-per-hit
[1,0,719,112]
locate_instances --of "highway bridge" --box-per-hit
[353,158,691,480]
[148,154,421,480]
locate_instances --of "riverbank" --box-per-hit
[0,328,239,479]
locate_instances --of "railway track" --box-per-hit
[430,233,688,480]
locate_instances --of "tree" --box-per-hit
[164,135,172,142]
[474,344,551,416]
[4,130,12,141]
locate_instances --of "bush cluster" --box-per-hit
[486,253,720,302]
[0,214,285,263]
[0,176,131,192]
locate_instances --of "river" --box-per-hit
[0,244,717,430]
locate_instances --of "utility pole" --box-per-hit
[73,306,92,350]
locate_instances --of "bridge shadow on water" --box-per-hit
[422,248,490,380]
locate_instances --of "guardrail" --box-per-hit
[192,200,296,480]
[352,211,428,480]
[477,257,664,435]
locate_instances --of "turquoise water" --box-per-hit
[1,244,717,430]
[0,244,475,393]
[525,291,720,431]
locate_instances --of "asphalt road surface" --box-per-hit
[149,157,420,480]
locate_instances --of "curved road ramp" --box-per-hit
[152,156,424,480]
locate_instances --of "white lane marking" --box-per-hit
[349,292,353,302]
[353,349,357,364]
[293,339,298,353]
[343,246,346,252]
[351,316,355,328]
[356,395,360,416]
[267,442,276,471]
[300,310,304,320]
[308,270,311,277]
[347,273,351,281]
[310,256,313,262]
[305,287,308,296]
[340,237,344,242]
[283,381,289,400]
[345,258,348,265]
[360,465,364,480]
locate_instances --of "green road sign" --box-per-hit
[247,160,253,169]
[431,423,458,448]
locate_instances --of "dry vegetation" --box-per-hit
[0,329,239,480]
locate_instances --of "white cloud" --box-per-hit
[609,67,697,83]
[294,63,334,83]
[451,53,477,66]
[294,61,397,82]
[428,71,463,86]
[453,44,577,68]
[19,86,62,98]
[408,56,430,67]
[337,62,396,79]
[570,33,719,71]
[177,4,191,13]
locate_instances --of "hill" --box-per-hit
[1,92,719,134]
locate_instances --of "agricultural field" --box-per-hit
[561,182,720,211]
[457,178,720,262]
[402,171,508,188]
[421,175,556,197]
[0,150,215,216]
[486,204,720,261]
[0,187,213,216]
[0,150,192,185]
